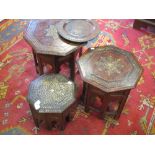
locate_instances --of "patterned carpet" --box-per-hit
[0,19,155,135]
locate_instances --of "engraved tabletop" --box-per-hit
[24,20,82,56]
[27,74,75,113]
[77,45,143,92]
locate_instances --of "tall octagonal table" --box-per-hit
[77,45,143,119]
[24,19,82,81]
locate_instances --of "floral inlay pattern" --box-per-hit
[45,25,59,39]
[95,55,124,77]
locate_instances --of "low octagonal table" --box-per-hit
[24,19,82,80]
[27,74,76,130]
[77,45,143,119]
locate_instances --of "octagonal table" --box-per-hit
[27,74,76,130]
[77,45,143,119]
[24,19,82,80]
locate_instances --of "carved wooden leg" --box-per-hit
[75,47,83,74]
[84,83,90,112]
[34,118,40,128]
[31,112,39,128]
[59,114,66,130]
[32,49,39,74]
[46,123,52,130]
[80,81,86,105]
[45,116,52,130]
[69,53,75,81]
[29,105,40,128]
[52,56,60,73]
[101,94,110,119]
[66,112,73,122]
[114,90,130,120]
[37,55,44,75]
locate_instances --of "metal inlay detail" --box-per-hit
[27,74,75,113]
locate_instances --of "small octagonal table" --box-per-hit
[27,74,76,130]
[24,19,82,81]
[77,45,143,119]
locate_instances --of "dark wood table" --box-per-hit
[24,19,82,81]
[77,45,143,119]
[27,74,76,130]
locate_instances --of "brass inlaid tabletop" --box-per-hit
[77,45,143,92]
[27,74,75,113]
[24,20,82,56]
